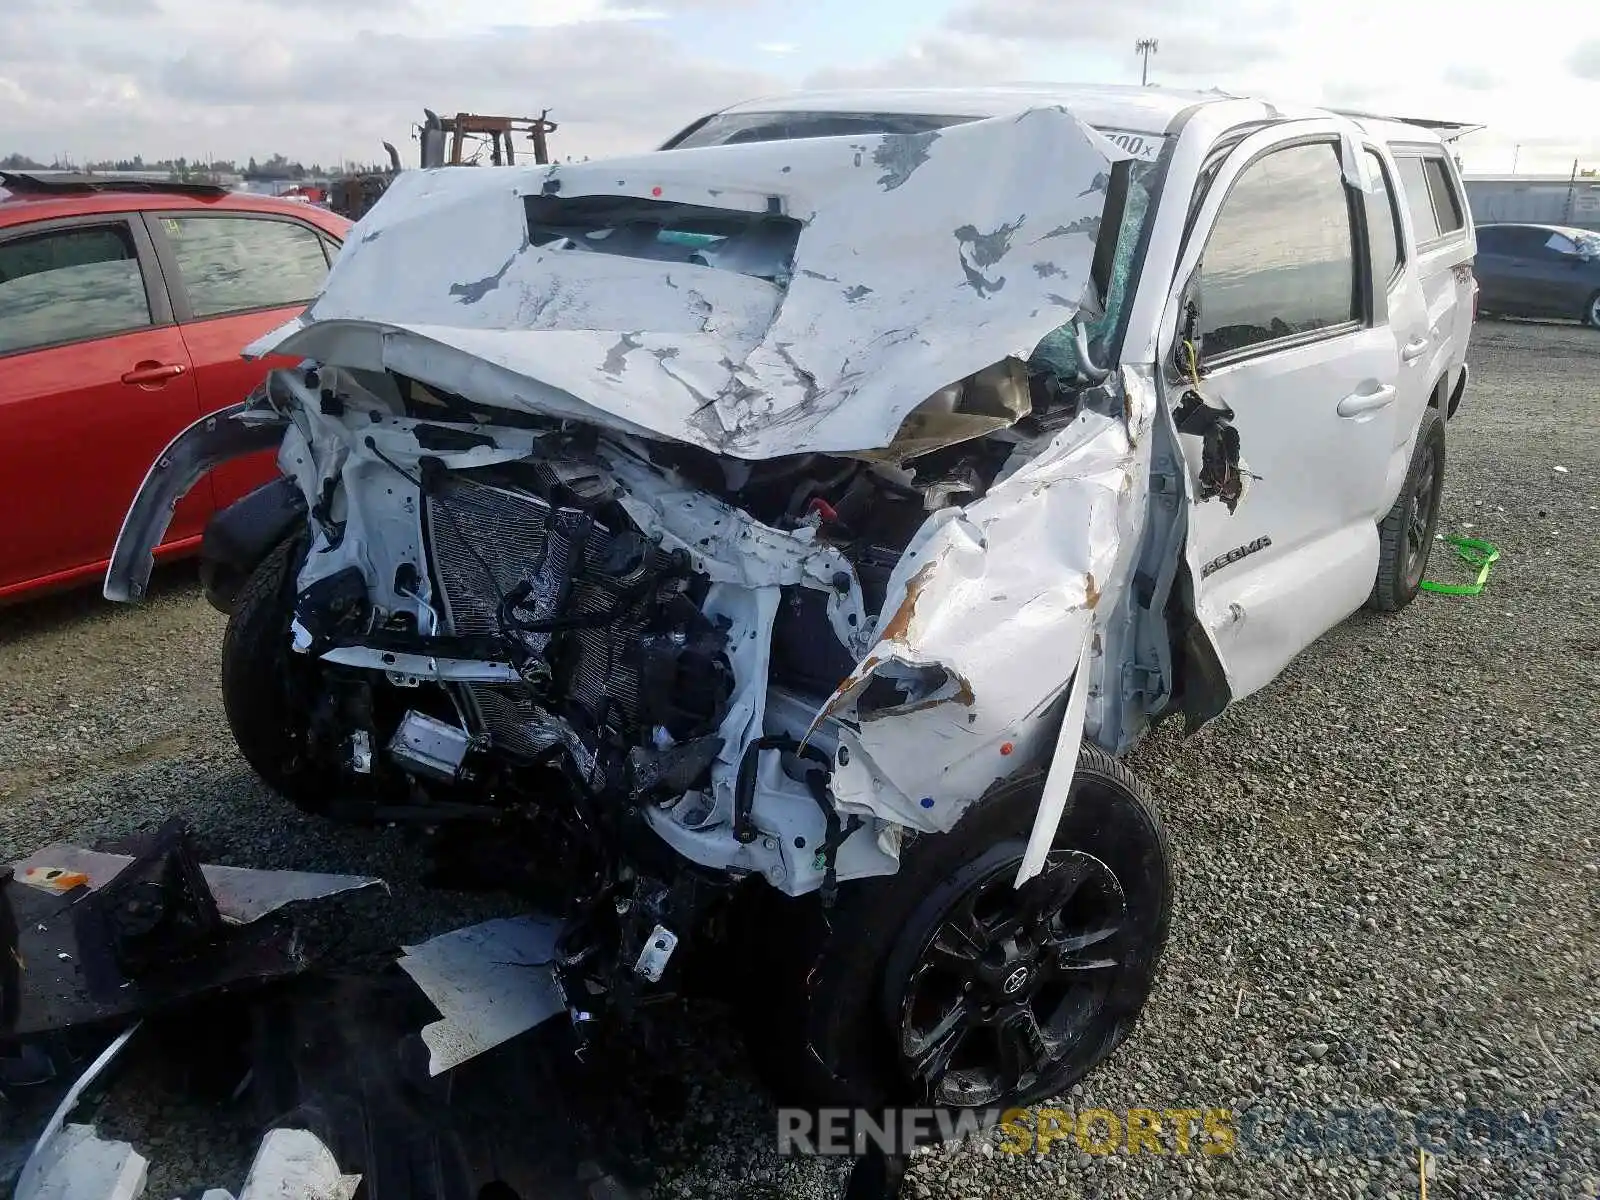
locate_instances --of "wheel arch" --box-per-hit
[1442,365,1469,419]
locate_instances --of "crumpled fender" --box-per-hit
[813,368,1157,876]
[104,399,289,603]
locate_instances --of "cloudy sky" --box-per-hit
[3,0,1598,175]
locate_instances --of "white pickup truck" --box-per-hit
[106,83,1476,1126]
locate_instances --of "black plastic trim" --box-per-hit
[198,475,307,613]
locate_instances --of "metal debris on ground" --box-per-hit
[395,914,568,1076]
[12,840,381,924]
[1,818,885,1199]
[0,818,360,1037]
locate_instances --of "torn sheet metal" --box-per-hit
[265,370,884,895]
[15,1126,361,1200]
[249,106,1125,459]
[233,1129,362,1200]
[1,823,369,1037]
[8,1023,142,1200]
[1014,637,1094,887]
[11,845,382,927]
[396,916,567,1076]
[12,1123,148,1200]
[817,367,1157,835]
[1,875,299,1037]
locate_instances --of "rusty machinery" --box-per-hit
[331,108,559,221]
[419,109,559,168]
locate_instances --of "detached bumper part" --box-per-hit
[2,820,380,1038]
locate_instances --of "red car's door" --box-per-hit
[0,216,208,599]
[143,211,342,509]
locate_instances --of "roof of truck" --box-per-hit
[708,84,1213,137]
[702,84,1467,144]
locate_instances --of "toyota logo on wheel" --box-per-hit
[1002,966,1030,995]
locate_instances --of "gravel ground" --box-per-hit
[1,319,1596,1199]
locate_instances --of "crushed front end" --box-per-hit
[106,105,1176,1067]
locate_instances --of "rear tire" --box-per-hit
[221,534,341,814]
[735,748,1172,1129]
[1583,291,1600,328]
[1367,406,1445,612]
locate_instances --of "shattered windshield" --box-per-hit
[1031,162,1157,384]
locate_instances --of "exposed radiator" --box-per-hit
[424,472,652,762]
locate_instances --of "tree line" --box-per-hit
[1,152,387,179]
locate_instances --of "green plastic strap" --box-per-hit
[1420,535,1500,596]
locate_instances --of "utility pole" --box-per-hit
[1510,144,1520,174]
[1136,38,1159,86]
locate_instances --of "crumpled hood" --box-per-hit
[252,106,1125,459]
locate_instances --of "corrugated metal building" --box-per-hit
[1462,174,1600,231]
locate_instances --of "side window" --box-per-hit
[0,224,151,357]
[1506,227,1548,256]
[1198,141,1358,359]
[1422,157,1465,235]
[163,216,330,319]
[1363,149,1402,286]
[1394,156,1440,245]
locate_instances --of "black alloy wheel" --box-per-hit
[1367,405,1445,612]
[731,750,1171,1129]
[1402,432,1442,594]
[889,845,1129,1107]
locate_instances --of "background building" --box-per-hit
[1462,173,1600,231]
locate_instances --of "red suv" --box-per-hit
[0,172,350,602]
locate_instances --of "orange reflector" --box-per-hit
[22,867,89,891]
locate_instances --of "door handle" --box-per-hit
[121,362,187,386]
[1336,384,1397,418]
[1400,337,1429,363]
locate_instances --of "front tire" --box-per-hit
[221,534,341,814]
[739,748,1172,1123]
[1584,290,1600,328]
[1367,406,1445,612]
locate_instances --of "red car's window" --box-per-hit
[0,224,151,356]
[163,215,330,319]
